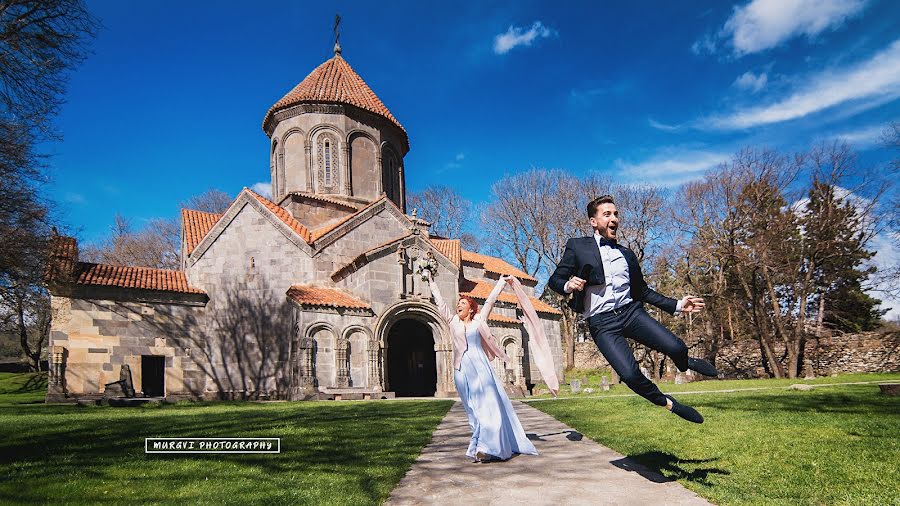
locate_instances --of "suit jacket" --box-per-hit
[429,277,511,371]
[548,236,678,315]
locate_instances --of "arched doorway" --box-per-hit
[387,319,437,397]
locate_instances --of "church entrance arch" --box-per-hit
[386,319,436,397]
[375,301,452,398]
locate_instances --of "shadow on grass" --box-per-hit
[693,387,899,416]
[526,430,583,442]
[610,451,730,485]
[0,400,453,504]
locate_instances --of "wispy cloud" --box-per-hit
[722,0,868,56]
[733,71,768,93]
[829,123,891,149]
[435,152,466,174]
[569,81,632,106]
[613,148,731,186]
[702,39,900,130]
[493,21,556,55]
[251,182,272,199]
[648,118,681,132]
[64,192,86,205]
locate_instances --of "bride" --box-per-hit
[426,270,538,462]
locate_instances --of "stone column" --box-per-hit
[47,346,68,401]
[398,163,406,213]
[335,338,350,388]
[367,340,382,392]
[342,144,351,196]
[375,152,383,195]
[304,145,313,192]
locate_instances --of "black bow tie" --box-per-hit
[596,237,617,248]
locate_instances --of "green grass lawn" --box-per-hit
[532,369,900,398]
[529,377,900,506]
[0,373,452,505]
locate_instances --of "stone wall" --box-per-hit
[714,331,900,378]
[574,331,900,378]
[48,296,207,401]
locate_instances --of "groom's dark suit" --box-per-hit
[549,236,690,407]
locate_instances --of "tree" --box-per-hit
[407,186,480,251]
[0,0,97,369]
[800,143,886,334]
[82,189,232,269]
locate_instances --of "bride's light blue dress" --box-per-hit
[455,321,538,460]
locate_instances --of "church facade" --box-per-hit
[45,48,563,402]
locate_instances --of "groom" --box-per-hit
[548,195,718,423]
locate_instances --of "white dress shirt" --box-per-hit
[565,232,683,318]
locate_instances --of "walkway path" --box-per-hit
[386,401,712,505]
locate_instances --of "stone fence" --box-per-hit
[574,330,900,379]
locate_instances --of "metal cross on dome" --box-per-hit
[333,14,342,55]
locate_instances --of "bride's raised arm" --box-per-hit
[479,275,510,321]
[426,272,454,323]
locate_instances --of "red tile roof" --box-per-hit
[430,239,461,268]
[47,235,78,281]
[460,279,561,315]
[286,285,371,310]
[182,209,223,255]
[488,313,521,325]
[286,192,361,210]
[461,249,537,283]
[263,54,404,132]
[247,189,313,244]
[72,263,205,294]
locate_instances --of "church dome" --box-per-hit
[262,53,404,134]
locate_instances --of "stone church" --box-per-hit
[45,47,563,402]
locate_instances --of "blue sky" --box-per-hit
[46,0,899,244]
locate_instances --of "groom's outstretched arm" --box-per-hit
[630,255,678,314]
[549,239,578,296]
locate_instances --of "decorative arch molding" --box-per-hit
[309,125,343,195]
[341,324,373,342]
[373,300,449,349]
[347,129,378,145]
[374,300,454,396]
[305,321,336,340]
[279,127,307,197]
[500,335,519,348]
[307,123,345,145]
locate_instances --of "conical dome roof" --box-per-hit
[263,54,404,132]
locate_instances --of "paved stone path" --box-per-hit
[386,401,712,505]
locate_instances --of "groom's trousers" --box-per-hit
[587,301,689,406]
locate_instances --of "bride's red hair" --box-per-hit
[460,295,478,316]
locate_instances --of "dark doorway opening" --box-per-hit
[141,355,165,397]
[387,319,436,397]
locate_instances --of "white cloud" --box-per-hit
[648,118,681,132]
[723,0,868,56]
[733,71,768,93]
[830,123,890,148]
[64,192,86,204]
[493,21,556,55]
[691,34,717,56]
[614,148,730,186]
[454,153,465,162]
[703,39,900,130]
[251,182,272,199]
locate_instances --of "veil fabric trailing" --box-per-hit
[507,277,560,395]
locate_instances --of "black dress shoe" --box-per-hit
[688,357,719,377]
[665,395,704,424]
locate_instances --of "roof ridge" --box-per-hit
[309,194,390,242]
[245,188,313,244]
